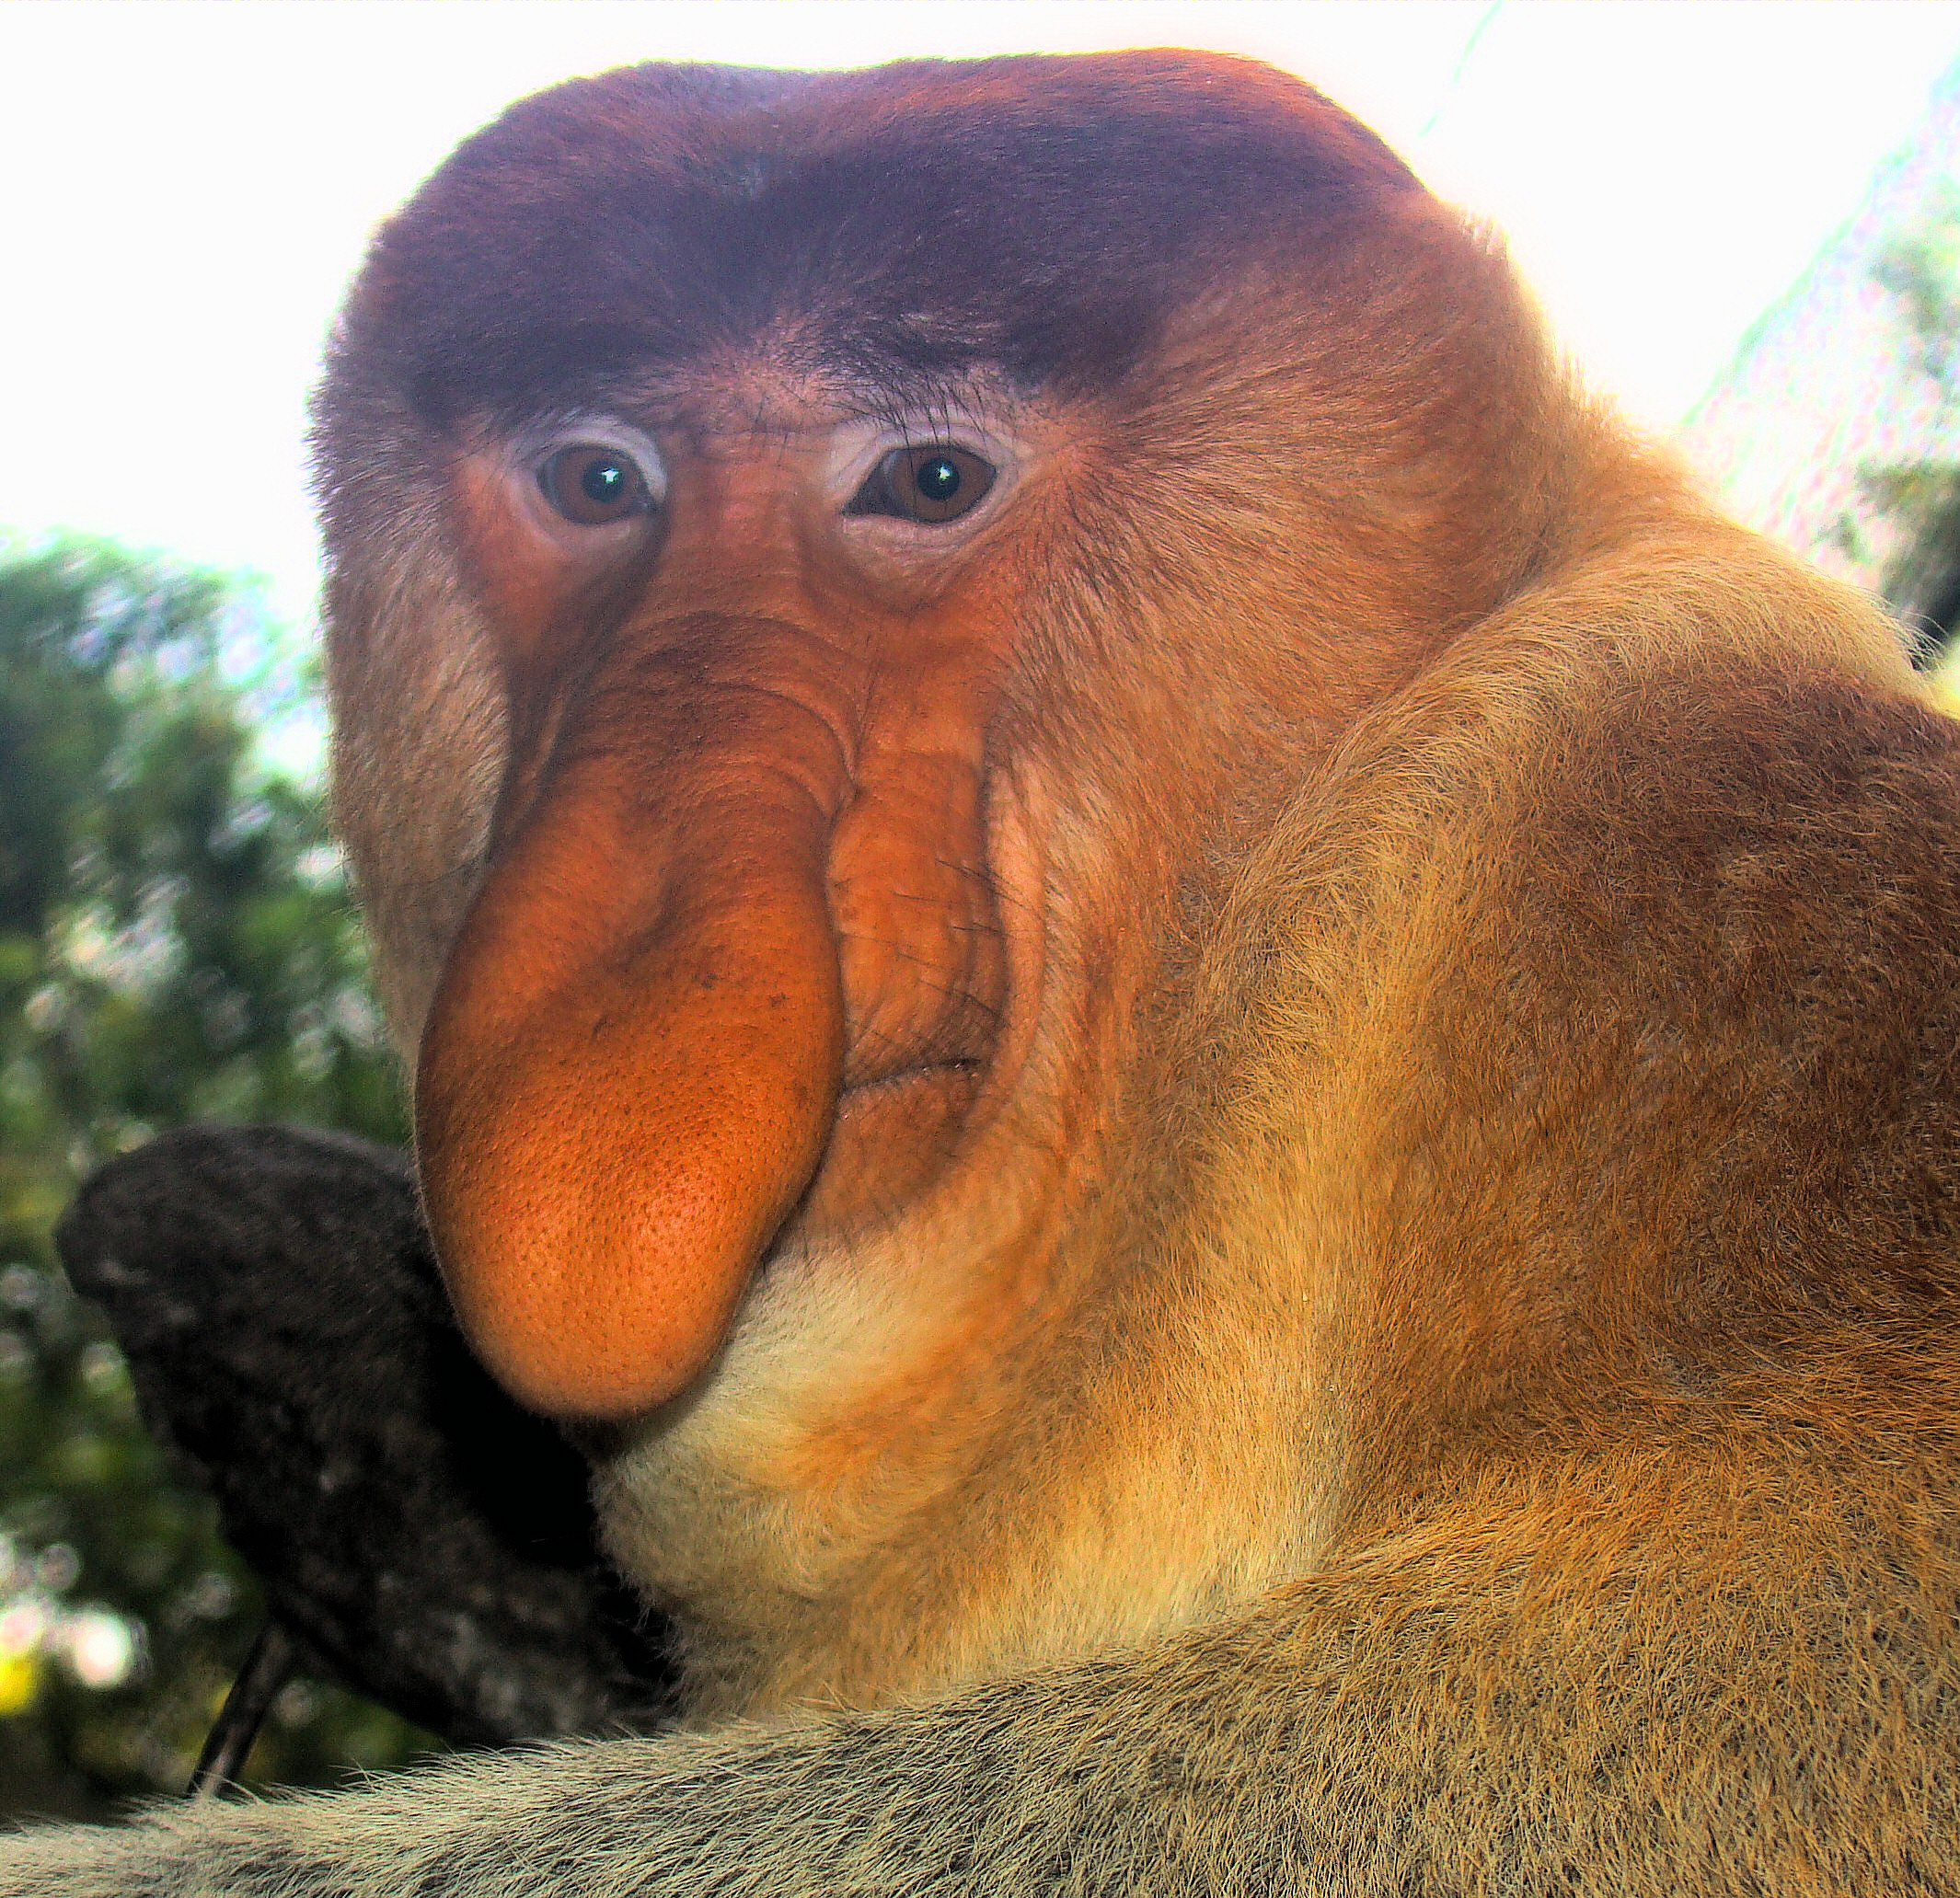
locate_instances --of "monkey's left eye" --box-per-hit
[847,445,996,524]
[537,445,658,525]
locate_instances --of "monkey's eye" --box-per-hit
[537,444,657,525]
[847,445,996,524]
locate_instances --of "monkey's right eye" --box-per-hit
[537,445,658,525]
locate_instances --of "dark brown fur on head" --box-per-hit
[328,53,1421,425]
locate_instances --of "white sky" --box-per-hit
[3,0,1958,626]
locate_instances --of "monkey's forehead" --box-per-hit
[330,50,1425,431]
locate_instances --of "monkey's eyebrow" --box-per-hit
[472,377,1010,446]
[826,362,1019,429]
[841,385,1000,433]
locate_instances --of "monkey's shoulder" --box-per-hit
[1520,660,1960,1026]
[1479,659,1960,1334]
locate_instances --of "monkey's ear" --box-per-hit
[54,1126,674,1746]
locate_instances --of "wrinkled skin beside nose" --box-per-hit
[416,615,855,1420]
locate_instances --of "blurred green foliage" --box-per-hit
[0,538,430,1821]
[1843,185,1960,675]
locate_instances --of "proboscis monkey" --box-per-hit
[5,51,1956,1897]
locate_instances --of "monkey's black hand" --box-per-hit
[55,1124,673,1747]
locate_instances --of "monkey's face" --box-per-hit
[412,377,1064,1419]
[317,54,1553,1428]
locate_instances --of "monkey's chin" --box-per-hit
[796,1063,983,1237]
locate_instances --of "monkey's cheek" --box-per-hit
[794,1064,983,1236]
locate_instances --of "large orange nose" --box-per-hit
[415,615,852,1420]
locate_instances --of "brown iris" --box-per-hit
[847,445,996,524]
[538,445,657,525]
